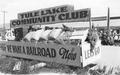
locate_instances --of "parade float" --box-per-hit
[0,5,101,73]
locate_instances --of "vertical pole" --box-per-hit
[3,11,5,29]
[1,11,7,29]
[107,8,110,35]
[1,11,7,40]
[89,8,92,30]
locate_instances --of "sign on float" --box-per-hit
[0,41,82,67]
[18,5,74,19]
[10,5,90,27]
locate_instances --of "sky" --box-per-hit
[0,0,120,27]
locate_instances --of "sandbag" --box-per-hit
[24,31,35,41]
[58,32,66,40]
[48,29,62,40]
[32,29,44,41]
[58,31,72,40]
[70,29,89,42]
[40,30,52,40]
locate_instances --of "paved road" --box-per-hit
[96,46,120,67]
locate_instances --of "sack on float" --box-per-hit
[70,29,89,43]
[32,29,44,41]
[24,31,35,41]
[48,29,62,40]
[40,30,52,40]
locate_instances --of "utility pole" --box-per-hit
[89,8,92,30]
[1,11,7,40]
[107,8,110,36]
[1,11,7,29]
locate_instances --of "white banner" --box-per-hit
[0,41,82,67]
[10,8,90,27]
[82,40,101,67]
[0,40,101,67]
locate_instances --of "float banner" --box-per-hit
[10,8,90,27]
[0,41,82,67]
[82,40,101,67]
[18,5,74,19]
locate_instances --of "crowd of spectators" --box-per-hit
[98,28,120,45]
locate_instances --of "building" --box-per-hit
[72,16,120,32]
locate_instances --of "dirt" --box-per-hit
[0,56,78,75]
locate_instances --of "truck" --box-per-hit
[0,5,101,74]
